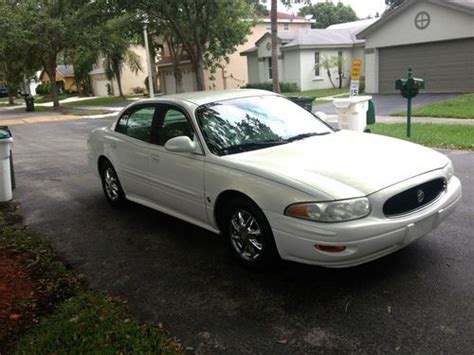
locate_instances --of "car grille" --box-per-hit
[383,178,446,217]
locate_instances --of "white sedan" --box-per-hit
[87,89,462,269]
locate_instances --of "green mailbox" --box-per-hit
[395,67,425,137]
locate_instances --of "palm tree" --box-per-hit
[103,47,142,98]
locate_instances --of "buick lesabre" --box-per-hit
[87,89,462,269]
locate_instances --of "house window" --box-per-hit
[314,52,320,76]
[265,23,271,32]
[284,23,289,31]
[268,58,273,80]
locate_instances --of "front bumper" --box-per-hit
[266,175,462,268]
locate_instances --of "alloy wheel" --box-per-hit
[229,210,264,262]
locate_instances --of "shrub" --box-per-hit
[243,82,299,93]
[36,82,51,95]
[132,86,145,94]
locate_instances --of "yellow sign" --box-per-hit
[351,59,362,81]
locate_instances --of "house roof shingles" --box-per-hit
[57,65,75,77]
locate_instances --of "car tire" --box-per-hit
[100,160,127,208]
[223,197,280,270]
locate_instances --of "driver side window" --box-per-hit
[115,105,156,143]
[157,108,194,146]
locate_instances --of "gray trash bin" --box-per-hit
[288,96,316,112]
[0,127,14,202]
[25,95,35,112]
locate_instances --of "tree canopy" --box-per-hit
[298,1,358,29]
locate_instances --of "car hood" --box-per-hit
[223,130,449,199]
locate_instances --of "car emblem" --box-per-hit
[417,189,425,204]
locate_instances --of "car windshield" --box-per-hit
[195,95,333,156]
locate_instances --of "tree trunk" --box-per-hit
[338,68,343,89]
[45,63,60,108]
[116,70,124,97]
[271,0,280,94]
[174,67,184,93]
[192,52,206,91]
[327,69,336,89]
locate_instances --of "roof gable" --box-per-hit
[358,0,474,39]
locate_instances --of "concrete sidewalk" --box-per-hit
[319,113,474,126]
[376,116,474,125]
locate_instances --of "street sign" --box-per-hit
[350,59,362,97]
[350,81,360,97]
[351,59,362,81]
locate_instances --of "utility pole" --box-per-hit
[143,23,155,98]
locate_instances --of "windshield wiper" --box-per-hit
[222,141,285,155]
[285,132,330,143]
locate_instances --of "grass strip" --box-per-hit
[370,123,474,150]
[391,93,474,119]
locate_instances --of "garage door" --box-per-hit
[378,38,474,93]
[92,79,110,96]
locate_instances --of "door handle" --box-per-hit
[151,154,160,162]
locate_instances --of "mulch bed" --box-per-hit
[0,248,40,346]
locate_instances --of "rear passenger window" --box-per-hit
[158,109,194,146]
[116,106,156,143]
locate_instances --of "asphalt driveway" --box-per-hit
[313,93,459,116]
[8,118,474,354]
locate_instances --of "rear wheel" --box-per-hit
[223,197,280,270]
[100,160,126,208]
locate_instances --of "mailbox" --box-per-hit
[396,77,424,99]
[395,67,425,137]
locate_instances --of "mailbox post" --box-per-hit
[395,67,425,137]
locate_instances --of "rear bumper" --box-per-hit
[266,176,462,268]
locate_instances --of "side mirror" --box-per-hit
[164,136,197,153]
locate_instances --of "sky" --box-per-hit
[271,0,388,19]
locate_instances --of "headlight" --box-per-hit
[444,160,454,181]
[285,197,371,223]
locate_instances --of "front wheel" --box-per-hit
[223,198,280,270]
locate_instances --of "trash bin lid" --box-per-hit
[0,127,12,139]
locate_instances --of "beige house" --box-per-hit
[89,45,150,96]
[158,12,315,94]
[241,19,375,91]
[40,45,150,97]
[39,65,77,92]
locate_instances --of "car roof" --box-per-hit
[141,89,278,106]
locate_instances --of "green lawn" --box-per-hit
[34,94,75,103]
[16,291,181,354]
[370,123,474,150]
[284,88,348,102]
[392,93,474,119]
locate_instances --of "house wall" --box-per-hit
[282,51,301,89]
[364,2,474,49]
[247,54,260,84]
[297,48,353,91]
[221,21,312,89]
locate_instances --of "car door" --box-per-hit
[105,104,158,200]
[147,104,207,223]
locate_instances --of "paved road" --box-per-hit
[313,93,459,115]
[8,118,474,354]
